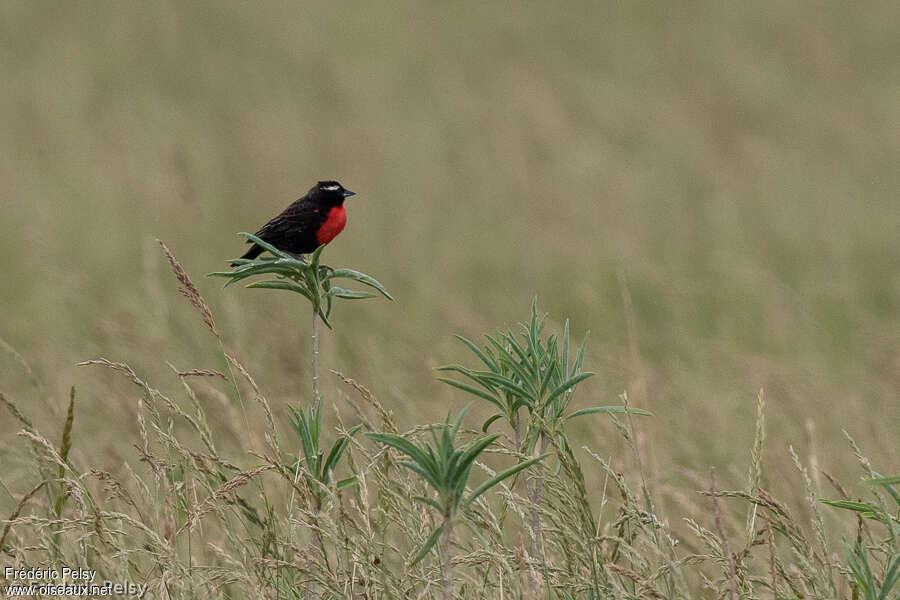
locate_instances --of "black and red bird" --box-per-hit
[237,180,356,263]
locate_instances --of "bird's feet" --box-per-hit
[318,264,335,276]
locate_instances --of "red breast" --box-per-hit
[316,205,347,245]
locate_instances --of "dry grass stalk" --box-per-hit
[0,480,47,551]
[177,369,227,379]
[709,467,740,600]
[179,465,274,535]
[0,390,35,431]
[158,239,219,339]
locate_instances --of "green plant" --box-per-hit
[210,233,392,596]
[845,544,900,600]
[367,406,548,600]
[210,232,392,330]
[210,232,390,456]
[820,474,900,530]
[288,397,361,510]
[820,472,900,600]
[438,300,650,560]
[210,233,392,431]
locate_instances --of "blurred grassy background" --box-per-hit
[1,1,898,513]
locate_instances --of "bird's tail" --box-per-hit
[231,244,263,267]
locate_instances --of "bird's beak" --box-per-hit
[342,189,356,198]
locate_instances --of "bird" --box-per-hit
[235,180,356,264]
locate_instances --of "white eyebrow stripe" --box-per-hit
[323,184,340,191]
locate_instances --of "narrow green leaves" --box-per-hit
[818,499,895,525]
[465,453,550,506]
[327,287,376,300]
[411,523,444,566]
[367,410,544,516]
[437,377,503,410]
[481,414,504,432]
[246,280,313,300]
[210,232,392,329]
[322,424,362,479]
[288,402,360,498]
[864,475,900,486]
[330,268,394,300]
[438,300,651,446]
[844,544,900,600]
[544,372,595,405]
[239,232,293,260]
[567,406,654,420]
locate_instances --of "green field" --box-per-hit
[2,2,898,597]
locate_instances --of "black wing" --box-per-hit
[242,197,324,258]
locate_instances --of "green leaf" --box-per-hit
[572,332,590,377]
[247,279,309,297]
[324,286,334,317]
[288,406,317,472]
[545,372,595,404]
[247,280,313,300]
[400,461,441,493]
[484,332,538,395]
[238,232,294,260]
[451,404,471,439]
[322,437,349,481]
[316,305,333,330]
[567,406,653,420]
[438,378,504,411]
[454,434,500,485]
[863,473,900,507]
[310,399,322,447]
[310,243,327,267]
[481,414,504,432]
[476,371,533,403]
[501,330,536,377]
[863,475,900,485]
[819,499,882,519]
[230,261,308,277]
[336,476,358,489]
[483,334,538,391]
[413,495,443,512]
[410,523,444,566]
[465,453,551,506]
[454,335,499,371]
[367,433,438,478]
[845,545,873,594]
[330,269,393,300]
[303,263,320,295]
[327,286,377,299]
[879,556,900,600]
[524,425,541,455]
[537,356,561,400]
[224,258,256,266]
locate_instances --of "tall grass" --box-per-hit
[1,246,896,598]
[2,3,898,497]
[1,2,898,597]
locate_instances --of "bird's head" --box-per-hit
[312,180,356,205]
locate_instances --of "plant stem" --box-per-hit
[512,410,521,453]
[528,430,547,562]
[312,305,320,404]
[289,305,323,600]
[304,305,322,600]
[440,512,454,600]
